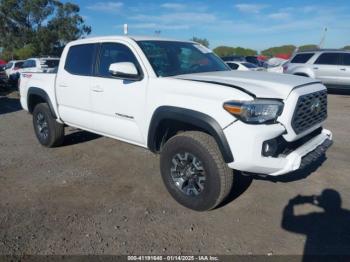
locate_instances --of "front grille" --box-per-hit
[292,90,327,134]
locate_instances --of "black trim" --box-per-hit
[300,139,332,169]
[148,106,234,163]
[27,87,57,119]
[293,81,322,90]
[265,127,323,157]
[177,78,256,98]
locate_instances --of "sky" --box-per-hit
[66,0,350,51]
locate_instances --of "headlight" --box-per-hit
[223,99,284,124]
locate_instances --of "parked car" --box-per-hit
[222,55,265,67]
[221,55,245,62]
[21,57,60,74]
[4,60,24,81]
[19,36,332,211]
[284,50,350,90]
[245,56,265,67]
[266,58,288,74]
[226,61,265,71]
[0,65,8,85]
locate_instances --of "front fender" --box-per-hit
[148,106,234,163]
[291,66,315,78]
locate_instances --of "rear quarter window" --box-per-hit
[65,44,97,76]
[290,53,314,63]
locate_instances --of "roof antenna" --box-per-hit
[124,24,128,35]
[318,27,327,49]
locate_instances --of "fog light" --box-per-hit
[262,139,278,157]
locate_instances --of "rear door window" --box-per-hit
[290,53,314,63]
[65,44,97,76]
[314,53,341,65]
[22,60,36,68]
[340,53,350,66]
[21,61,29,68]
[29,60,36,67]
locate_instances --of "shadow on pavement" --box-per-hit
[282,189,350,261]
[218,171,253,208]
[62,130,101,146]
[0,96,22,115]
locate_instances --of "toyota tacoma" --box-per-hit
[19,36,333,211]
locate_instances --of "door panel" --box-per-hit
[313,53,342,85]
[313,65,341,85]
[56,43,98,129]
[56,73,96,128]
[90,78,147,144]
[338,53,350,86]
[90,42,147,145]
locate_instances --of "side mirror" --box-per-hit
[109,62,141,80]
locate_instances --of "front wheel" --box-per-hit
[32,103,64,147]
[160,131,234,211]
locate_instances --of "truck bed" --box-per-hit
[19,72,58,114]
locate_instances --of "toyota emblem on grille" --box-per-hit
[310,98,321,114]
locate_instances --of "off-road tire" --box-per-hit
[160,131,234,211]
[32,103,64,147]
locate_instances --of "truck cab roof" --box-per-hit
[69,35,195,45]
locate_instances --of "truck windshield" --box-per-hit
[137,41,230,77]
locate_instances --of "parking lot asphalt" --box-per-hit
[0,90,349,256]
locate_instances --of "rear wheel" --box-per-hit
[33,103,64,147]
[160,131,234,211]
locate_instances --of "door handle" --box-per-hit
[91,85,104,92]
[313,67,319,70]
[340,68,346,71]
[59,83,68,88]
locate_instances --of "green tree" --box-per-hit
[213,46,257,57]
[234,47,257,56]
[0,0,91,60]
[213,46,236,57]
[14,44,36,58]
[298,44,318,52]
[190,37,209,47]
[343,45,350,50]
[261,45,296,57]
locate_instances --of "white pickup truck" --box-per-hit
[19,36,333,211]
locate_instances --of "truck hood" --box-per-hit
[173,71,320,99]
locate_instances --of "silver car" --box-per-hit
[284,50,350,90]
